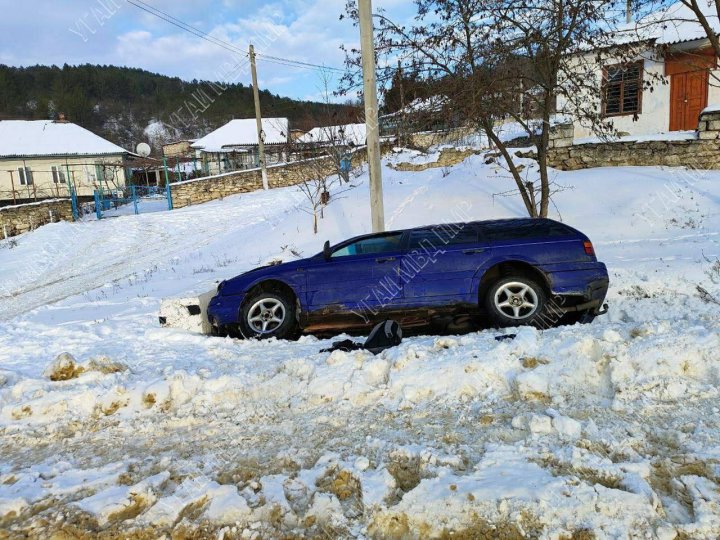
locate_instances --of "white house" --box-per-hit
[0,119,129,204]
[191,118,289,175]
[559,1,720,139]
[296,123,367,147]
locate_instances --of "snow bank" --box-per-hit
[0,141,719,537]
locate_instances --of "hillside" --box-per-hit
[0,143,719,537]
[0,64,357,152]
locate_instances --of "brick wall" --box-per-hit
[547,111,720,171]
[0,199,74,238]
[169,149,370,209]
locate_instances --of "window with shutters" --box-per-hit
[602,61,643,117]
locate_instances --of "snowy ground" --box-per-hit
[0,147,719,538]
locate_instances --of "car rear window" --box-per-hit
[479,220,575,241]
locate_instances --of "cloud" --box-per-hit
[0,0,411,100]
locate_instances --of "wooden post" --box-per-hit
[359,0,385,232]
[397,59,406,145]
[9,170,16,205]
[249,44,270,190]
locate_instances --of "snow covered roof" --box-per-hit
[297,123,367,145]
[0,120,128,159]
[381,96,449,119]
[191,118,289,152]
[618,1,720,46]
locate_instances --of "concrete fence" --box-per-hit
[0,199,74,239]
[547,110,720,171]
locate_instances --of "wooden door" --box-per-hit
[686,70,709,129]
[670,70,709,131]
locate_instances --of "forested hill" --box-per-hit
[0,64,355,152]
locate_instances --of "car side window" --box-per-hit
[408,225,478,250]
[331,233,404,258]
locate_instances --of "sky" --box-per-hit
[0,0,413,102]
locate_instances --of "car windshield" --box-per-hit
[331,233,403,258]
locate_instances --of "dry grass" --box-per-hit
[535,456,623,490]
[316,468,362,503]
[520,357,549,369]
[387,455,423,494]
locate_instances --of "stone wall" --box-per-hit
[170,151,367,209]
[548,122,575,149]
[408,126,475,150]
[548,139,720,170]
[547,111,720,171]
[0,199,74,239]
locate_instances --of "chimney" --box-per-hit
[627,0,632,24]
[55,112,69,123]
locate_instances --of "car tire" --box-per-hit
[485,276,548,328]
[239,292,297,340]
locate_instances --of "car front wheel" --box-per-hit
[239,292,297,340]
[485,276,548,328]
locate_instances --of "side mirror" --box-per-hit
[323,240,331,261]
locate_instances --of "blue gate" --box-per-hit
[93,185,173,219]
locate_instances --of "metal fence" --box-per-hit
[93,184,172,219]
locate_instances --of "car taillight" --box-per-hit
[583,241,595,256]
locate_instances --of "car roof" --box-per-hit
[335,218,575,245]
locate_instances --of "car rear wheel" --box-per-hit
[485,276,548,327]
[239,292,297,340]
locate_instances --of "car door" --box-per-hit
[304,232,406,314]
[401,223,492,306]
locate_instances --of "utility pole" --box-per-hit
[249,44,270,191]
[358,0,385,233]
[626,0,632,24]
[398,59,406,146]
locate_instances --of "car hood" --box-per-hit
[218,257,314,296]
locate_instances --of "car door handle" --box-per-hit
[463,248,486,254]
[376,257,396,263]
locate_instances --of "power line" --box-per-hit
[125,0,345,74]
[256,53,345,73]
[126,0,247,57]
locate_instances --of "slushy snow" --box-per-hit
[0,144,719,538]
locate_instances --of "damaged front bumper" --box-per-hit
[158,289,216,334]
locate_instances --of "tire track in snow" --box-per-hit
[0,192,304,321]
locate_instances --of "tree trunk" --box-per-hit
[483,119,537,217]
[537,94,555,218]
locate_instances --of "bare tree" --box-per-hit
[635,1,720,56]
[341,0,637,217]
[291,72,359,233]
[633,0,720,87]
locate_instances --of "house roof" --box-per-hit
[297,123,367,145]
[0,120,128,159]
[381,96,449,119]
[191,118,289,152]
[620,1,720,46]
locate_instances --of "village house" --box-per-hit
[559,1,720,139]
[297,123,367,147]
[0,118,129,205]
[162,139,197,159]
[191,118,289,175]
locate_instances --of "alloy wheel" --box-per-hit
[246,298,286,334]
[493,281,539,320]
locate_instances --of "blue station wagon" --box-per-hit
[207,218,609,339]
